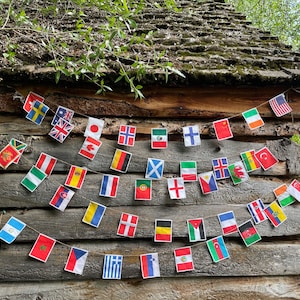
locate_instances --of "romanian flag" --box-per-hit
[110,149,132,173]
[135,179,152,200]
[240,150,261,172]
[65,165,87,189]
[264,201,287,227]
[82,201,106,228]
[154,219,172,242]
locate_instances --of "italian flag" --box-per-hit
[180,161,197,181]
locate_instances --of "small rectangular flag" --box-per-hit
[9,138,27,164]
[240,149,261,172]
[228,161,249,185]
[79,136,102,160]
[287,179,300,202]
[23,91,44,113]
[21,166,47,192]
[102,254,123,279]
[0,144,20,169]
[264,201,287,227]
[212,157,230,180]
[168,177,186,199]
[155,219,172,243]
[117,212,139,238]
[49,117,74,143]
[180,161,197,181]
[84,117,104,140]
[145,158,164,180]
[64,247,88,275]
[118,125,136,147]
[255,147,278,171]
[151,128,168,149]
[269,93,292,117]
[135,179,152,200]
[218,211,238,235]
[247,199,267,224]
[51,105,74,126]
[174,246,194,272]
[187,218,206,242]
[0,216,26,244]
[110,149,132,173]
[26,100,49,125]
[29,233,56,263]
[182,125,201,147]
[35,152,57,177]
[82,201,106,228]
[273,184,295,207]
[49,185,75,211]
[65,165,87,189]
[206,236,230,263]
[242,108,264,130]
[238,220,261,247]
[198,171,218,194]
[140,253,160,279]
[213,118,233,141]
[99,174,119,198]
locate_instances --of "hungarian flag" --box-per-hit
[255,147,278,171]
[35,152,57,177]
[187,218,206,242]
[23,91,44,113]
[145,158,164,180]
[218,211,238,235]
[167,177,186,199]
[182,125,201,147]
[79,136,102,160]
[240,150,261,172]
[0,216,26,244]
[213,118,233,141]
[82,201,106,228]
[228,161,249,185]
[242,108,264,130]
[118,125,136,147]
[110,149,132,173]
[287,179,300,202]
[269,93,292,117]
[140,253,160,279]
[198,171,218,194]
[238,220,261,247]
[49,185,75,211]
[206,236,229,263]
[117,212,139,238]
[135,179,152,200]
[264,201,287,227]
[273,184,295,207]
[174,247,194,272]
[21,166,47,192]
[51,105,74,126]
[65,165,87,189]
[0,144,20,169]
[154,219,172,242]
[9,138,27,164]
[212,157,230,180]
[99,174,119,198]
[180,161,197,181]
[151,128,168,149]
[84,117,104,140]
[64,247,88,275]
[26,100,49,125]
[247,199,267,224]
[29,233,56,263]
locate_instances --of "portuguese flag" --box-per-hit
[135,179,152,200]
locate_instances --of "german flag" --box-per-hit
[110,149,132,173]
[155,219,172,242]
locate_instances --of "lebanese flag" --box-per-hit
[29,233,56,262]
[35,152,57,176]
[174,247,194,272]
[255,147,278,170]
[79,136,102,160]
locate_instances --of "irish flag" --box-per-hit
[242,108,264,130]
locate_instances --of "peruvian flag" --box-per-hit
[35,152,57,177]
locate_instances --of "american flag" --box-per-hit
[51,106,74,126]
[49,117,74,143]
[269,94,292,117]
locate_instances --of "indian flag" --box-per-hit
[273,184,295,207]
[242,108,264,130]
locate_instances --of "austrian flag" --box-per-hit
[117,213,139,238]
[174,246,194,272]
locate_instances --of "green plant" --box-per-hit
[291,134,300,145]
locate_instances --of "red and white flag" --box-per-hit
[288,179,300,202]
[117,213,139,238]
[35,152,57,177]
[78,136,102,160]
[23,92,44,113]
[174,247,194,272]
[213,118,233,141]
[84,117,104,140]
[255,146,278,170]
[167,177,186,199]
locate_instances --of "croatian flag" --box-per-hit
[64,247,88,275]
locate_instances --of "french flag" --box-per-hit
[64,247,88,275]
[99,174,119,198]
[218,211,238,235]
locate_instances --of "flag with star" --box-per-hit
[49,117,74,143]
[29,233,56,263]
[0,216,26,244]
[51,105,74,126]
[287,179,300,202]
[187,218,206,242]
[198,171,218,194]
[213,118,233,141]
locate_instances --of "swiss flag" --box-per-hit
[79,136,102,160]
[23,92,44,113]
[255,147,278,170]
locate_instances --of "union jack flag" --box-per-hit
[49,117,74,143]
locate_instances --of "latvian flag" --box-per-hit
[99,174,119,198]
[35,152,57,177]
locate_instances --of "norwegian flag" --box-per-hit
[78,136,102,160]
[117,213,139,238]
[49,117,74,143]
[118,125,136,147]
[35,152,57,177]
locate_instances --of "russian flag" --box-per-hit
[64,247,88,275]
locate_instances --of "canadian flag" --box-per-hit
[84,117,104,140]
[79,136,102,160]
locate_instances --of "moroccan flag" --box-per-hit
[269,93,292,117]
[64,247,88,275]
[117,213,139,238]
[23,91,44,113]
[155,219,172,242]
[242,108,264,130]
[151,128,168,149]
[213,118,233,141]
[240,150,261,172]
[35,152,57,177]
[287,179,300,202]
[82,201,106,228]
[228,161,249,185]
[264,201,287,227]
[0,216,26,244]
[140,253,160,279]
[29,233,56,263]
[247,199,267,224]
[49,185,75,211]
[180,161,197,181]
[21,166,47,192]
[168,177,186,199]
[187,218,206,242]
[238,220,261,247]
[218,211,238,235]
[26,100,49,125]
[79,136,102,160]
[110,149,132,173]
[273,184,295,207]
[182,125,201,147]
[84,117,104,140]
[135,179,152,200]
[10,138,27,164]
[206,236,230,263]
[99,174,119,198]
[198,171,218,194]
[255,147,278,171]
[65,165,87,189]
[174,247,194,273]
[118,125,136,147]
[0,144,20,169]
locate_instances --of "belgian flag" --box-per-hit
[155,219,172,242]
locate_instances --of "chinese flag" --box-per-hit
[213,119,233,141]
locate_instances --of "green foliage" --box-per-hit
[291,134,300,145]
[226,0,300,50]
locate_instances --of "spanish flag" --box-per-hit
[65,165,87,189]
[155,219,172,242]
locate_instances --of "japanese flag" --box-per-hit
[84,117,104,140]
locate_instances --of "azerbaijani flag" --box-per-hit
[206,236,229,263]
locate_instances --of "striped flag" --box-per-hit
[65,165,87,189]
[182,125,201,147]
[218,211,238,235]
[21,166,47,192]
[264,201,287,227]
[117,212,139,238]
[154,219,172,243]
[26,100,49,125]
[49,185,75,211]
[247,199,267,224]
[269,94,292,117]
[0,216,26,244]
[135,179,152,200]
[0,144,20,169]
[9,138,27,164]
[110,149,132,173]
[242,108,264,130]
[102,255,123,279]
[82,201,106,228]
[240,149,261,172]
[51,105,74,126]
[29,233,56,263]
[206,236,230,263]
[180,161,197,181]
[287,179,300,202]
[78,136,102,160]
[238,220,261,247]
[35,152,57,177]
[151,128,168,149]
[99,174,119,198]
[140,253,160,279]
[174,246,194,272]
[23,91,44,113]
[187,218,206,242]
[64,247,88,275]
[167,177,186,199]
[273,184,295,207]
